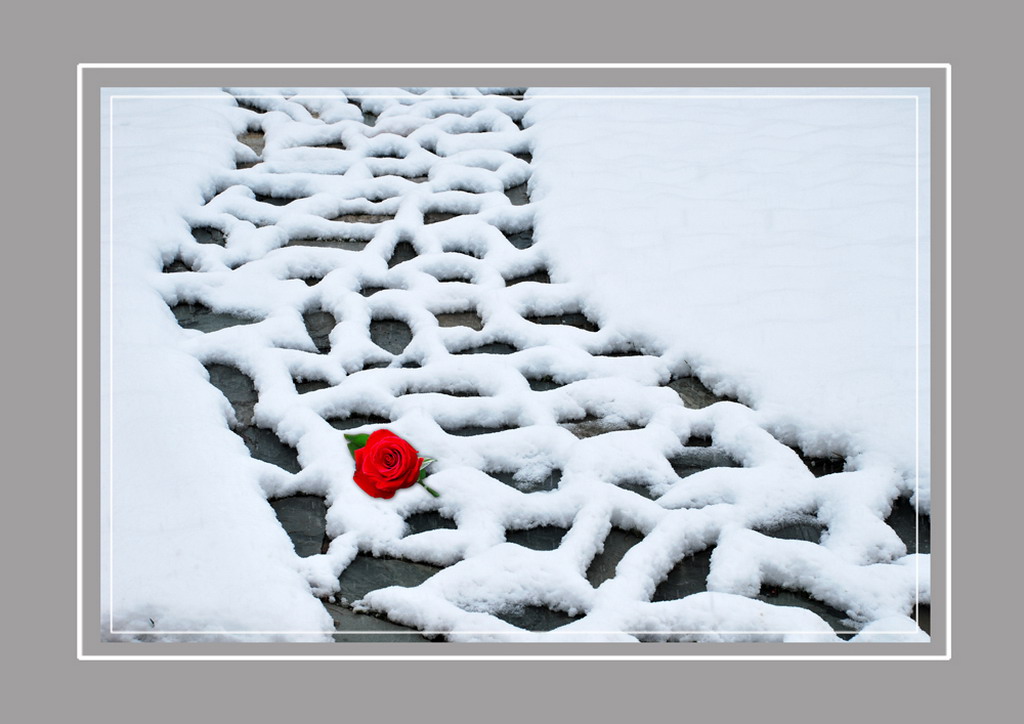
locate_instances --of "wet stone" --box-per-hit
[561,414,644,439]
[424,210,461,225]
[191,226,226,246]
[504,183,530,206]
[760,517,825,544]
[652,547,714,602]
[293,377,332,394]
[268,495,328,557]
[299,276,322,287]
[505,525,570,551]
[235,97,265,113]
[487,468,561,493]
[795,450,846,477]
[525,312,599,332]
[311,140,345,150]
[254,193,299,206]
[286,237,368,251]
[162,258,192,273]
[204,363,258,427]
[236,160,260,170]
[442,422,517,437]
[492,605,581,632]
[403,511,458,536]
[666,376,731,409]
[668,448,741,479]
[586,528,645,588]
[614,479,660,500]
[435,310,484,330]
[361,110,378,127]
[526,376,569,392]
[685,434,713,447]
[323,600,434,643]
[885,496,931,555]
[238,130,265,155]
[756,586,856,640]
[338,555,443,602]
[239,426,301,474]
[915,604,931,635]
[442,246,484,259]
[368,149,406,159]
[171,302,258,333]
[332,212,396,224]
[505,268,550,286]
[514,152,533,164]
[388,241,418,268]
[370,318,413,355]
[594,343,650,357]
[431,270,474,284]
[451,341,519,355]
[303,309,336,354]
[326,413,391,431]
[501,228,534,250]
[360,285,387,297]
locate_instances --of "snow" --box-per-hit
[101,86,930,643]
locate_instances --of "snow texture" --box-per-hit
[101,86,930,643]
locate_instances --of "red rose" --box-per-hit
[351,429,425,499]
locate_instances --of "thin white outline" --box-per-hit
[81,63,950,663]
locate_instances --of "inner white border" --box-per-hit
[81,63,950,663]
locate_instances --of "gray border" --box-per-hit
[82,65,946,660]
[14,0,1021,715]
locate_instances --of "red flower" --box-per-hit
[346,429,438,499]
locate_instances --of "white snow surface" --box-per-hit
[100,86,930,643]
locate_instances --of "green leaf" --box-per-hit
[344,433,370,458]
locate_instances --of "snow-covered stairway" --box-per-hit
[157,88,929,643]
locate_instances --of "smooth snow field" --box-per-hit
[99,86,931,643]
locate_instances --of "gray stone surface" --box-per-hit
[338,555,444,602]
[331,212,395,224]
[666,376,732,409]
[525,375,569,391]
[492,604,581,632]
[239,426,301,474]
[322,600,434,642]
[269,495,328,557]
[435,310,484,330]
[294,378,332,394]
[238,130,265,155]
[423,210,460,224]
[303,309,336,353]
[387,241,418,267]
[204,363,258,427]
[668,448,741,479]
[369,318,413,355]
[487,468,561,493]
[326,413,391,431]
[755,586,856,639]
[451,341,519,355]
[403,511,458,536]
[502,228,534,249]
[652,547,714,602]
[586,528,645,588]
[760,517,825,544]
[505,525,569,551]
[885,495,930,555]
[442,423,517,437]
[505,267,550,286]
[504,183,530,206]
[526,311,599,332]
[560,414,644,439]
[172,303,258,333]
[190,226,226,246]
